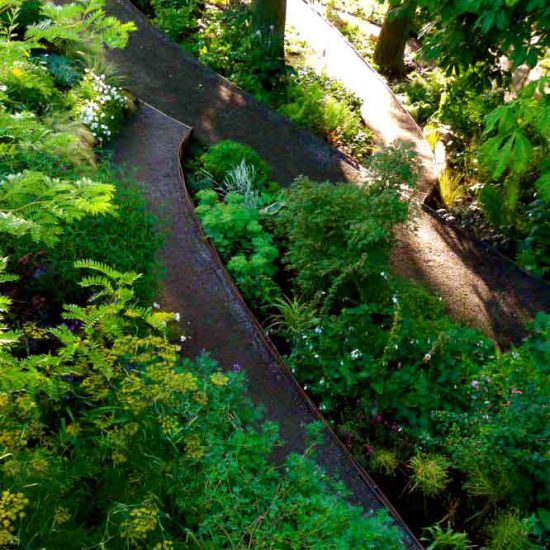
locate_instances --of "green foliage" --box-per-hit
[408,453,450,497]
[486,510,537,550]
[394,68,447,125]
[0,170,114,245]
[287,279,494,429]
[280,69,373,160]
[196,190,280,307]
[370,448,399,476]
[265,294,320,340]
[26,0,136,54]
[438,168,464,208]
[200,139,271,188]
[18,169,164,304]
[275,154,412,306]
[0,265,404,547]
[432,313,549,512]
[422,525,471,550]
[415,0,549,71]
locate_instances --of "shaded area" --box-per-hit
[111,102,421,548]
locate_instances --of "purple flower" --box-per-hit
[231,362,242,373]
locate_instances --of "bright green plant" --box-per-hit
[200,139,272,187]
[370,448,399,477]
[438,168,463,208]
[408,453,450,497]
[478,78,549,227]
[486,510,538,550]
[265,294,320,341]
[195,190,280,306]
[422,524,471,550]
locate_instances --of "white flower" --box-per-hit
[180,335,187,342]
[153,302,160,309]
[174,312,181,322]
[423,353,432,362]
[351,349,361,360]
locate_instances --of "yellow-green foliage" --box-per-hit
[409,454,450,497]
[370,448,399,477]
[438,168,464,208]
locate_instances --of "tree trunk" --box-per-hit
[251,0,287,63]
[374,7,411,78]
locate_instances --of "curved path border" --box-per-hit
[112,101,421,548]
[101,0,548,345]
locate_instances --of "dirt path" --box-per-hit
[111,102,420,547]
[286,0,549,342]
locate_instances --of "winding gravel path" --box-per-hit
[102,0,548,345]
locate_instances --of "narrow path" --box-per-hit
[100,0,549,343]
[111,102,420,547]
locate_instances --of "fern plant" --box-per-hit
[478,77,549,227]
[0,171,114,245]
[26,0,136,55]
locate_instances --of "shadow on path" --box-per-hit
[102,0,548,346]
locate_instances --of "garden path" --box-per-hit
[286,0,549,342]
[287,0,437,192]
[100,0,548,338]
[112,102,420,547]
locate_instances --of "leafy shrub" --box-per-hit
[275,167,409,307]
[394,68,447,125]
[280,71,373,160]
[433,313,549,512]
[195,190,280,306]
[0,263,405,548]
[287,280,494,429]
[15,169,164,305]
[486,510,537,550]
[200,139,271,187]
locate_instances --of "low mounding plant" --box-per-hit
[195,190,280,306]
[200,139,272,187]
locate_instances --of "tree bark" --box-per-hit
[374,6,411,78]
[251,0,287,63]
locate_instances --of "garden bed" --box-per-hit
[422,185,550,283]
[182,134,549,549]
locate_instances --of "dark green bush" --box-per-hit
[200,139,272,187]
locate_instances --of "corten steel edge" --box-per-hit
[111,101,422,548]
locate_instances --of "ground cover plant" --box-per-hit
[0,0,412,546]
[186,137,550,549]
[311,0,550,279]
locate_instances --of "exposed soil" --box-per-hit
[111,102,421,547]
